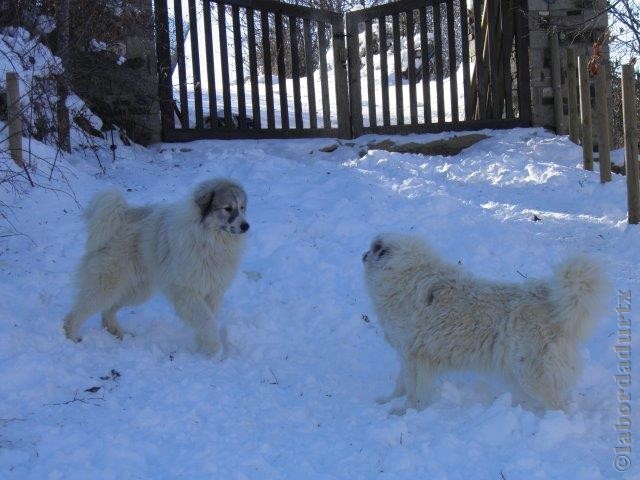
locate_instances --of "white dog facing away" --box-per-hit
[363,233,607,413]
[63,178,249,355]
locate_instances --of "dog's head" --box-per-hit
[362,233,434,272]
[362,236,391,265]
[193,179,249,234]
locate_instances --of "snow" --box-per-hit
[0,27,104,142]
[1,127,639,478]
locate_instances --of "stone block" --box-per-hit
[126,36,147,59]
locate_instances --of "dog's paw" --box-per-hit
[197,336,222,358]
[376,394,399,405]
[104,325,134,340]
[63,318,81,342]
[389,406,407,416]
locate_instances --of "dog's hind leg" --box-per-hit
[168,288,221,356]
[63,300,99,342]
[101,305,126,339]
[517,342,576,411]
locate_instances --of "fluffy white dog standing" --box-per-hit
[63,178,249,355]
[363,233,607,413]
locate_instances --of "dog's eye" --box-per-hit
[224,206,233,213]
[372,242,382,253]
[240,206,245,212]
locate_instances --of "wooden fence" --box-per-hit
[549,32,640,224]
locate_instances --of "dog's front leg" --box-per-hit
[376,364,407,404]
[414,356,437,411]
[390,358,417,415]
[205,292,231,356]
[168,288,221,356]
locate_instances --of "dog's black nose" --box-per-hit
[240,222,250,232]
[362,252,368,262]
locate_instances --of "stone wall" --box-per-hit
[67,0,161,145]
[527,0,608,131]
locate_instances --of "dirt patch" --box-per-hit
[365,133,489,157]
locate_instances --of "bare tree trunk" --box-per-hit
[56,0,71,153]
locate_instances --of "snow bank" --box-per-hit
[0,127,637,478]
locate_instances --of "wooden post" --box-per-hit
[6,72,24,169]
[566,48,579,144]
[622,64,640,224]
[578,55,593,171]
[594,64,611,182]
[550,33,564,134]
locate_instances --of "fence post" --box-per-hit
[578,55,593,171]
[6,72,24,169]
[550,33,564,134]
[622,64,640,224]
[566,48,579,144]
[594,64,611,182]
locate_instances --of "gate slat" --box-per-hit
[218,3,233,127]
[317,22,331,129]
[379,17,390,126]
[275,13,289,129]
[247,9,261,128]
[446,1,458,122]
[188,0,203,128]
[500,0,514,118]
[365,20,376,127]
[486,0,499,118]
[303,19,317,129]
[347,15,363,136]
[174,0,189,127]
[433,3,445,123]
[202,0,217,128]
[459,0,471,120]
[473,0,487,120]
[232,5,247,128]
[392,13,404,125]
[407,10,417,124]
[333,16,352,138]
[419,6,431,123]
[290,17,304,129]
[261,11,275,129]
[154,0,175,131]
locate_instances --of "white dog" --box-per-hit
[63,178,249,355]
[363,233,607,413]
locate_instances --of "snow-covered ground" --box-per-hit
[1,128,638,479]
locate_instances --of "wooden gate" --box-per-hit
[154,0,351,140]
[345,0,531,136]
[154,0,531,141]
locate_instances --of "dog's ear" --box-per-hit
[194,185,215,221]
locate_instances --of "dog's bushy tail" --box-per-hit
[549,255,608,341]
[83,189,128,251]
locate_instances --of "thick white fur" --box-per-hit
[63,179,247,355]
[363,233,608,413]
